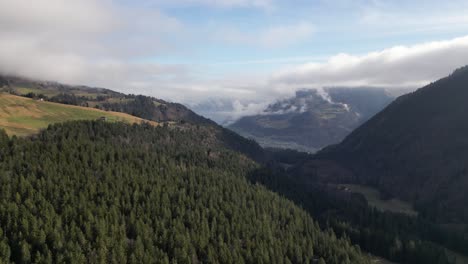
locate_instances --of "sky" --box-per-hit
[1,0,468,120]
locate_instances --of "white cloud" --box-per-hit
[272,36,468,88]
[166,35,468,122]
[0,0,187,89]
[220,22,314,48]
[0,0,116,34]
[355,1,468,36]
[230,99,270,118]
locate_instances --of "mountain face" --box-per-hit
[0,75,212,125]
[315,66,468,223]
[0,121,373,264]
[229,88,394,152]
[0,74,267,162]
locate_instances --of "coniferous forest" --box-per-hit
[250,166,464,264]
[0,121,369,263]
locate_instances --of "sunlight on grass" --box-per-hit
[0,93,156,136]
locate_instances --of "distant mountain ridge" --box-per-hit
[229,87,395,152]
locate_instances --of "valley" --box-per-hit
[229,88,394,152]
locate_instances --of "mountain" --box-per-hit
[229,87,394,152]
[0,74,266,162]
[0,73,464,263]
[0,74,376,263]
[0,93,155,136]
[0,120,372,263]
[313,66,468,223]
[245,69,468,263]
[0,75,211,125]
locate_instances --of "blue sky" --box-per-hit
[1,0,468,110]
[139,0,468,72]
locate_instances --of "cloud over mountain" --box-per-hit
[271,36,468,89]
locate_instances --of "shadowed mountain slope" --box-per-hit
[316,66,468,223]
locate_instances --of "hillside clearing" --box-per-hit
[0,93,156,136]
[338,184,418,216]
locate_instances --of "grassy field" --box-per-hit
[0,93,156,136]
[339,184,418,216]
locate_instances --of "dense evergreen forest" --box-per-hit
[315,66,468,224]
[0,121,369,263]
[251,163,467,264]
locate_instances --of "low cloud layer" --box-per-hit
[0,0,189,99]
[272,36,468,89]
[206,36,468,122]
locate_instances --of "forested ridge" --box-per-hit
[0,121,369,263]
[271,66,468,264]
[0,74,211,125]
[251,165,466,264]
[316,66,468,224]
[0,74,267,162]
